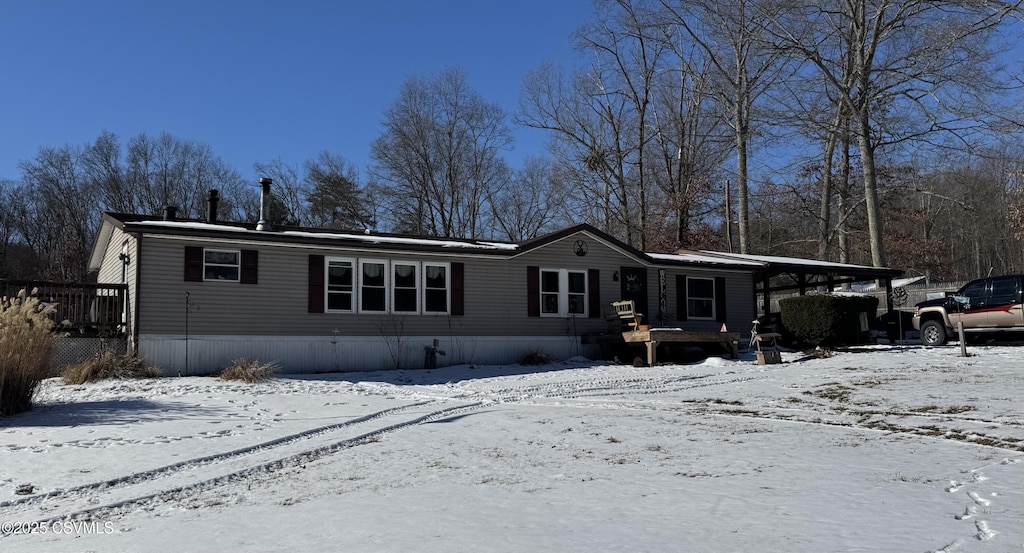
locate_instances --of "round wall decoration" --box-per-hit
[573,240,588,256]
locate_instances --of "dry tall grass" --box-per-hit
[0,289,55,417]
[61,349,160,384]
[219,358,276,383]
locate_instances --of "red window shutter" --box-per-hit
[527,266,540,317]
[676,275,687,321]
[184,246,203,282]
[588,269,600,318]
[308,255,325,313]
[451,262,465,316]
[240,250,258,284]
[715,277,727,322]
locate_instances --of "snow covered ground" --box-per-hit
[1,345,1022,553]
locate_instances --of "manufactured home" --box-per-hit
[87,186,901,374]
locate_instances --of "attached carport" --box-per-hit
[677,251,906,316]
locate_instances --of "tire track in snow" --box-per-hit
[443,372,769,404]
[0,401,437,517]
[2,401,487,531]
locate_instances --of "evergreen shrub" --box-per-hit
[780,294,879,348]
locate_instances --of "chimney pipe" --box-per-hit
[256,178,272,231]
[207,190,220,223]
[163,206,178,221]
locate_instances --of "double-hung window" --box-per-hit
[359,260,388,313]
[204,249,240,281]
[326,258,354,312]
[423,263,450,314]
[540,269,587,317]
[687,277,715,319]
[320,258,453,315]
[392,262,419,313]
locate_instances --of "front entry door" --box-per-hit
[620,266,648,324]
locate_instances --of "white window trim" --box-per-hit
[316,258,454,316]
[325,257,356,313]
[687,276,716,320]
[203,248,240,282]
[423,262,451,315]
[540,268,587,318]
[392,261,420,314]
[358,259,389,313]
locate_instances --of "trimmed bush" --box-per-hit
[0,289,55,417]
[518,351,553,366]
[780,294,879,348]
[61,350,161,384]
[220,358,276,383]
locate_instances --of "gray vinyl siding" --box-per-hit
[660,268,755,332]
[135,231,756,340]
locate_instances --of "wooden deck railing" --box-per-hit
[0,280,128,336]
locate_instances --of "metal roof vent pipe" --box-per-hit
[256,177,273,231]
[207,189,220,223]
[163,206,178,221]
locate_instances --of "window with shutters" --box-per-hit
[540,269,587,317]
[316,258,453,315]
[687,277,715,320]
[204,249,240,281]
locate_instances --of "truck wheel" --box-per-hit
[920,320,948,346]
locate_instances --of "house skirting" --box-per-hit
[137,334,601,375]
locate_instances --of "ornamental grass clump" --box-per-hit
[61,349,160,385]
[0,289,55,417]
[219,358,276,383]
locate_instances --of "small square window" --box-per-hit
[203,249,239,281]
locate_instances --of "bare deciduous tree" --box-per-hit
[765,0,1016,267]
[488,156,570,241]
[371,68,511,238]
[660,0,790,254]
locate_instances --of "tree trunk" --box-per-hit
[855,108,887,267]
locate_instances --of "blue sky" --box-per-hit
[0,0,593,182]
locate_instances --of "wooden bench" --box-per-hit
[608,300,643,331]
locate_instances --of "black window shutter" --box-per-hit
[676,275,687,321]
[715,276,727,322]
[184,246,203,282]
[308,255,325,313]
[527,266,540,317]
[451,262,465,316]
[587,269,600,318]
[240,250,258,284]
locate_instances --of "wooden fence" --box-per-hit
[0,280,128,336]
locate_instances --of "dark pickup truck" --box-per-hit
[912,275,1024,346]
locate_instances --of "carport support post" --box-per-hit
[761,272,771,316]
[884,278,894,313]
